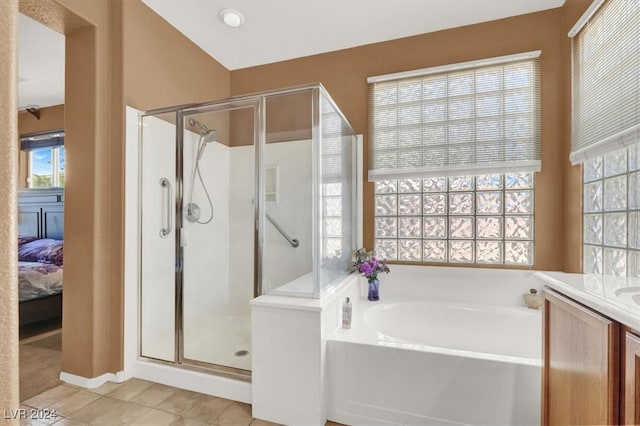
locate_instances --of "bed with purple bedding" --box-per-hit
[19,261,63,302]
[18,237,64,325]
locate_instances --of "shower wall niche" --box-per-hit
[138,84,357,377]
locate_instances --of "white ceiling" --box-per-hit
[18,13,65,110]
[143,0,565,70]
[18,0,565,108]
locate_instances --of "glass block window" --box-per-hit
[374,172,534,265]
[322,182,343,258]
[583,144,640,277]
[367,52,541,181]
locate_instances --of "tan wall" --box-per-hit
[56,0,112,377]
[1,0,20,418]
[17,104,65,188]
[231,4,591,272]
[122,1,230,109]
[18,104,64,134]
[230,90,313,146]
[121,0,231,152]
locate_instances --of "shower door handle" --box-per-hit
[159,178,173,238]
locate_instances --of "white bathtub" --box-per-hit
[327,265,542,426]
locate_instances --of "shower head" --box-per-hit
[188,118,217,143]
[188,117,208,133]
[202,129,217,143]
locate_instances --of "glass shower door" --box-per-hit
[180,101,258,374]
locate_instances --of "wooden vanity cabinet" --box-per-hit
[542,288,620,425]
[543,288,640,425]
[622,328,640,425]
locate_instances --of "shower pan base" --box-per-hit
[183,313,252,371]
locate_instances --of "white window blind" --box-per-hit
[570,0,640,165]
[367,52,541,182]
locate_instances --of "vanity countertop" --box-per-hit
[535,271,640,332]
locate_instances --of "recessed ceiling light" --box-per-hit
[219,9,245,28]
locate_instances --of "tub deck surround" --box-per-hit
[254,273,324,305]
[535,271,640,330]
[250,273,360,425]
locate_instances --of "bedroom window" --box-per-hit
[28,147,65,188]
[368,52,541,265]
[21,130,65,188]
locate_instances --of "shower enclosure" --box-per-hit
[138,84,357,379]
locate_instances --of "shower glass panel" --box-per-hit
[259,87,357,297]
[319,92,357,294]
[261,91,314,297]
[181,101,258,373]
[140,111,177,362]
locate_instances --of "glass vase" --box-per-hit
[368,279,380,301]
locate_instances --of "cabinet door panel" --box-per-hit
[623,329,640,425]
[543,289,619,425]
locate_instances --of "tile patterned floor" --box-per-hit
[18,330,346,425]
[19,330,63,401]
[20,379,260,426]
[20,379,346,426]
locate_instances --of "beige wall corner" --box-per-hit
[0,0,21,421]
[18,104,65,135]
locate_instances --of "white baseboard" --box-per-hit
[59,370,127,389]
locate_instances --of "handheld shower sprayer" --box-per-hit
[185,117,217,224]
[188,117,209,133]
[188,118,217,143]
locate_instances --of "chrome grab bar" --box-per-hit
[159,178,172,238]
[266,212,299,248]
